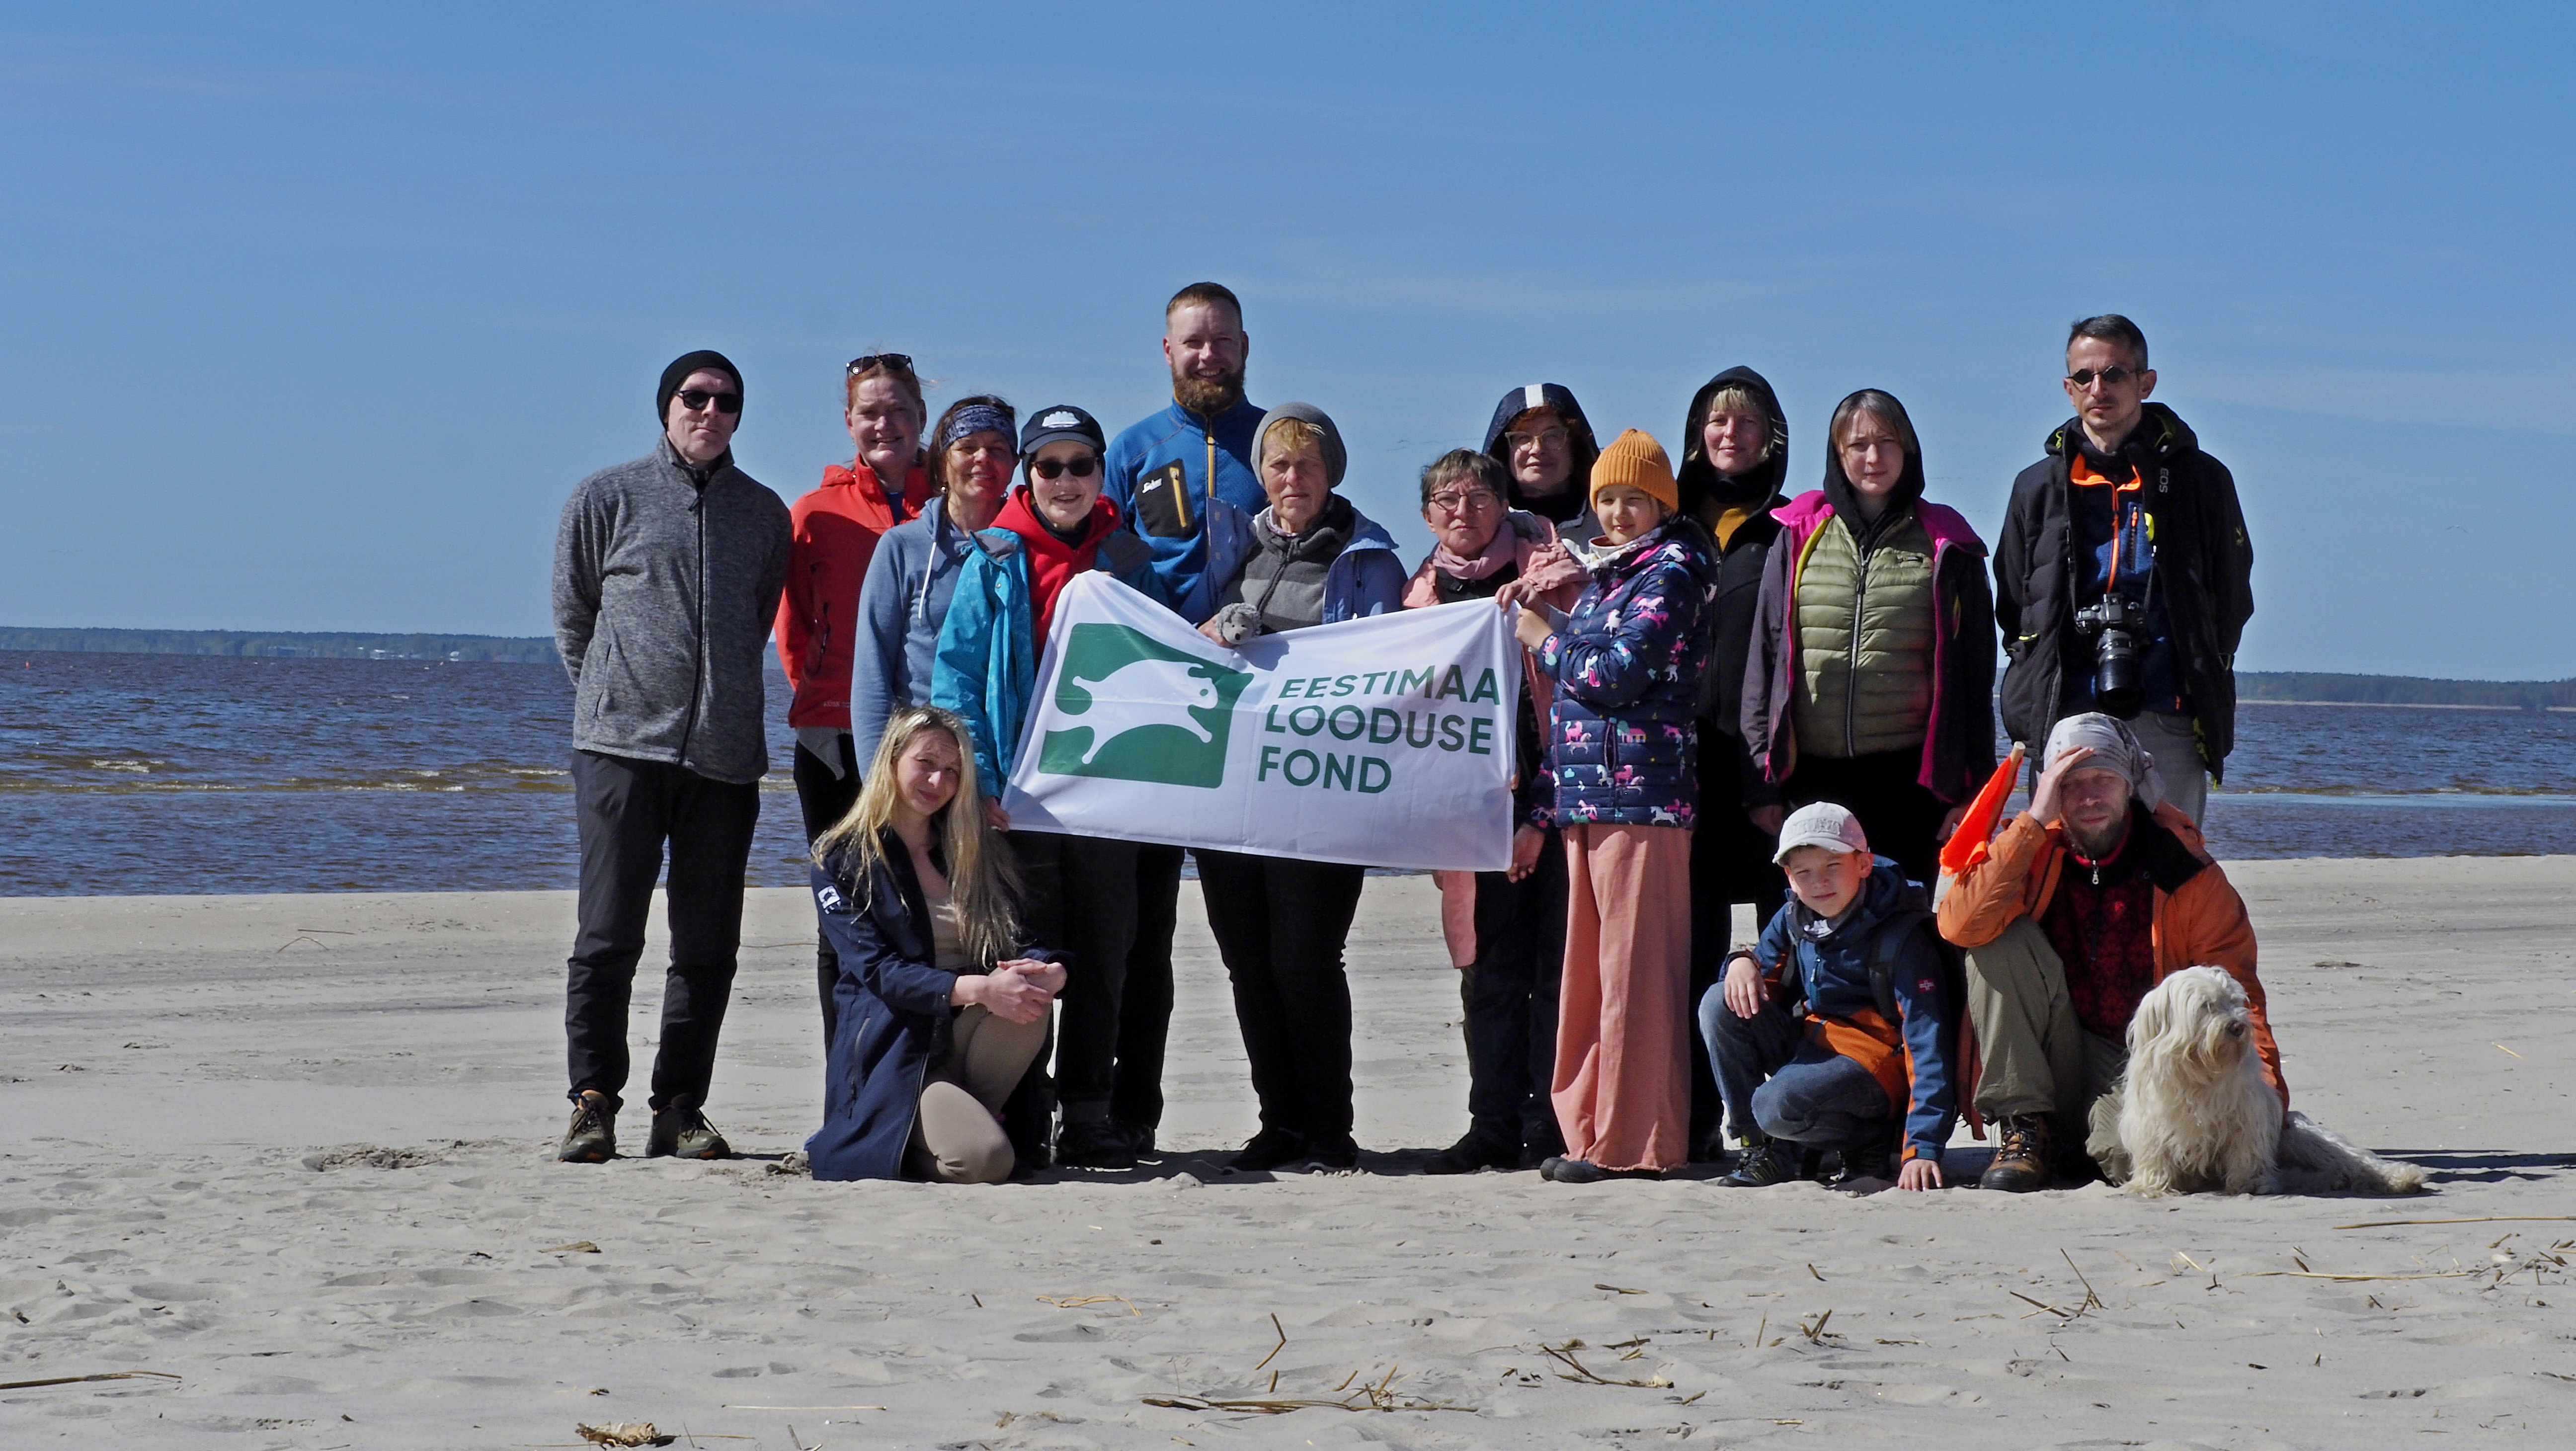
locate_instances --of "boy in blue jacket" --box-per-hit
[1699,802,1957,1191]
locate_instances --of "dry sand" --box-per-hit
[4,858,2573,1449]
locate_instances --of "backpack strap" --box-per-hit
[1867,904,1931,1025]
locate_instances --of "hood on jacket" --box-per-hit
[1819,389,1929,549]
[1480,383,1603,521]
[1677,365,1790,516]
[1251,401,1348,487]
[2046,399,2201,472]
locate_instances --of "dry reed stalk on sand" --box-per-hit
[1252,1312,1287,1371]
[0,1370,181,1391]
[1542,1339,1674,1388]
[1144,1363,1473,1416]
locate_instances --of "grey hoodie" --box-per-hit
[553,437,793,784]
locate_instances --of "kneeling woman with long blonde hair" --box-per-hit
[806,706,1066,1182]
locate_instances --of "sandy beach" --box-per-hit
[5,859,2572,1449]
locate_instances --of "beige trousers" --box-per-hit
[1551,823,1693,1172]
[1961,918,2127,1129]
[908,1004,1047,1185]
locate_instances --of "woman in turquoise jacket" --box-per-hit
[927,404,1170,1170]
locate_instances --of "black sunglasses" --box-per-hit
[2067,365,2142,389]
[674,388,742,415]
[846,352,914,376]
[1031,455,1100,480]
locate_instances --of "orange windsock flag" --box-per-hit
[1938,742,2026,878]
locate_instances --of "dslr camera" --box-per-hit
[2073,594,2149,720]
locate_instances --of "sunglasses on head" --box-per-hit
[2067,365,2141,389]
[674,389,742,415]
[846,352,914,376]
[1031,455,1100,480]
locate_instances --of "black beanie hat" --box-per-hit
[657,349,744,423]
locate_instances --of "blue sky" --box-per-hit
[2,2,2568,677]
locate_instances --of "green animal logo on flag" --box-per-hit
[1034,623,1253,788]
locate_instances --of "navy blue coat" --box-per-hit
[805,832,993,1182]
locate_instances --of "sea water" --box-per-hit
[2,651,2571,895]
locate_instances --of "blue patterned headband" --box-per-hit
[938,404,1015,453]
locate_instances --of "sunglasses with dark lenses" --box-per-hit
[2067,365,2141,389]
[846,352,914,376]
[1031,455,1101,480]
[675,389,742,414]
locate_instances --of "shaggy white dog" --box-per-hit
[2087,965,2425,1197]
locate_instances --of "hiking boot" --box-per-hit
[1228,1127,1307,1172]
[1055,1120,1137,1170]
[646,1094,731,1160]
[1544,1156,1609,1183]
[1300,1134,1362,1171]
[1720,1134,1796,1188]
[1424,1131,1518,1176]
[558,1090,616,1163]
[1979,1114,2051,1193]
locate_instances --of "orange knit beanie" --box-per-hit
[1589,428,1678,513]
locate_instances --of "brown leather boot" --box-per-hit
[1979,1114,2052,1192]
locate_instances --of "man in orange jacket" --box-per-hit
[1936,713,2279,1191]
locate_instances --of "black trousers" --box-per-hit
[564,750,761,1115]
[1116,845,1185,1131]
[1196,850,1367,1142]
[792,735,862,1042]
[1460,831,1568,1153]
[1688,742,1789,1155]
[1782,748,1946,887]
[1018,832,1182,1130]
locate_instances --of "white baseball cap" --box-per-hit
[1771,802,1870,864]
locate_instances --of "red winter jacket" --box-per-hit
[777,459,935,728]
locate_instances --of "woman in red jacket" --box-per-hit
[779,353,939,1035]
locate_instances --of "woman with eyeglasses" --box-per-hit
[1741,390,1996,889]
[1480,383,1605,543]
[1402,449,1586,1175]
[927,405,1171,1170]
[780,353,937,1043]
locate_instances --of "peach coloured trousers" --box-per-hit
[1550,822,1694,1172]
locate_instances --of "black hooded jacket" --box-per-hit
[1677,366,1792,806]
[1481,384,1602,538]
[1994,402,2253,780]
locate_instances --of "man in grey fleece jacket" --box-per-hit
[551,349,792,1164]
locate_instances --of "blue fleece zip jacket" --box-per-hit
[1102,398,1268,615]
[929,526,1163,799]
[849,494,980,773]
[1749,859,1958,1163]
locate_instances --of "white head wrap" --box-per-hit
[2042,712,2165,810]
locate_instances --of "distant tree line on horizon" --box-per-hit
[0,627,561,664]
[4,628,2568,707]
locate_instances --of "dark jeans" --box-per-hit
[792,735,862,1042]
[1689,738,1788,1156]
[1697,988,1891,1147]
[1196,850,1367,1142]
[1023,830,1179,1130]
[564,750,761,1115]
[1460,832,1568,1153]
[1783,748,1946,887]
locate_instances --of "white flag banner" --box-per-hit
[999,572,1520,871]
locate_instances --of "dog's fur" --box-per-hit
[2086,965,2425,1197]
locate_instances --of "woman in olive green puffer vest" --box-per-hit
[1740,390,1997,885]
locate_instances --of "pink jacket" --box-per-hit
[1404,512,1585,967]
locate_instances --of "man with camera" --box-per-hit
[1993,316,2254,826]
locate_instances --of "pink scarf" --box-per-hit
[1430,521,1519,583]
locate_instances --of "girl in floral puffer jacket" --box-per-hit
[1502,429,1716,1180]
